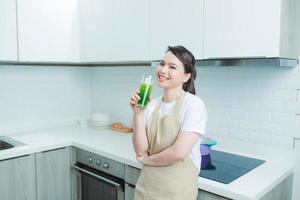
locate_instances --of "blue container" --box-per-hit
[200,144,212,169]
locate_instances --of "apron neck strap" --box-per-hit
[153,91,186,114]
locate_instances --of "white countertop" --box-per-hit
[0,125,293,200]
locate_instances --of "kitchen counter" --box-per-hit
[0,125,293,200]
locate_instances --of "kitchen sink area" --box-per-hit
[0,136,24,151]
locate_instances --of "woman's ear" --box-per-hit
[184,73,191,83]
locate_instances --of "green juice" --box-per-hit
[138,83,152,108]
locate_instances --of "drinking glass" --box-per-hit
[137,75,153,108]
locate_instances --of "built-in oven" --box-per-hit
[72,147,125,200]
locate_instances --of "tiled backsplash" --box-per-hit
[90,66,159,125]
[0,65,90,134]
[91,64,300,150]
[1,63,299,149]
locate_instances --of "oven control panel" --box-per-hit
[75,147,125,179]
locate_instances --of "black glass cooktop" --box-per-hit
[199,150,265,184]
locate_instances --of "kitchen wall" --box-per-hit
[90,66,159,125]
[0,65,90,135]
[2,63,297,150]
[90,63,300,151]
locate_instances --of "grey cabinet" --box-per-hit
[0,154,36,200]
[197,190,230,200]
[125,165,292,200]
[36,147,71,200]
[125,183,135,200]
[197,174,293,200]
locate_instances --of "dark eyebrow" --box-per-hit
[169,62,178,67]
[160,60,165,63]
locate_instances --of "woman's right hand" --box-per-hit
[129,89,144,114]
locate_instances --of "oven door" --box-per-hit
[72,164,125,200]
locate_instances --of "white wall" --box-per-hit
[0,65,90,134]
[90,64,300,150]
[90,66,160,125]
[90,63,300,200]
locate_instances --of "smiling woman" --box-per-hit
[129,45,207,200]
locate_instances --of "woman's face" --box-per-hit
[156,51,191,90]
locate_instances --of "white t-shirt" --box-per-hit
[144,92,207,171]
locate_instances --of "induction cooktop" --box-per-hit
[199,150,265,184]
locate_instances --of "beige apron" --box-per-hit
[135,92,198,200]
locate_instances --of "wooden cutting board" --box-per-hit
[111,123,133,133]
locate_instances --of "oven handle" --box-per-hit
[71,164,123,191]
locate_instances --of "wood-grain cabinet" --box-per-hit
[0,0,18,61]
[0,155,36,200]
[16,0,78,62]
[36,147,72,200]
[203,0,299,59]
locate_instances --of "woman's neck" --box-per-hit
[163,88,184,103]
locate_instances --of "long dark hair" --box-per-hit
[167,45,196,95]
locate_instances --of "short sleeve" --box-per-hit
[181,100,207,136]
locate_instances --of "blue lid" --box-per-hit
[201,137,217,147]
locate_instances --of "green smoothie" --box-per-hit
[138,83,152,108]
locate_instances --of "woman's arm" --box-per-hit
[137,131,202,166]
[132,112,149,156]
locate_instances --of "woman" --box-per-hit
[129,45,207,200]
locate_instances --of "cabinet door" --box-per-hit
[203,0,281,58]
[36,147,71,200]
[125,183,135,200]
[0,0,18,61]
[79,0,148,62]
[17,0,78,62]
[112,0,148,61]
[148,0,204,60]
[0,155,36,200]
[197,190,230,200]
[79,0,114,62]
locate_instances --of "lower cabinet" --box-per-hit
[0,154,36,200]
[197,190,230,200]
[124,165,292,200]
[36,147,71,200]
[125,183,135,200]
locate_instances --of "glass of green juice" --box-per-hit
[137,75,153,108]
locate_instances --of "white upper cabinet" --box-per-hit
[79,0,148,62]
[0,0,18,61]
[112,0,149,61]
[148,0,204,60]
[17,0,78,62]
[79,0,114,62]
[203,0,297,59]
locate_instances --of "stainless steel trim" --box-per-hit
[71,164,123,191]
[1,57,297,67]
[0,60,151,67]
[195,57,298,67]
